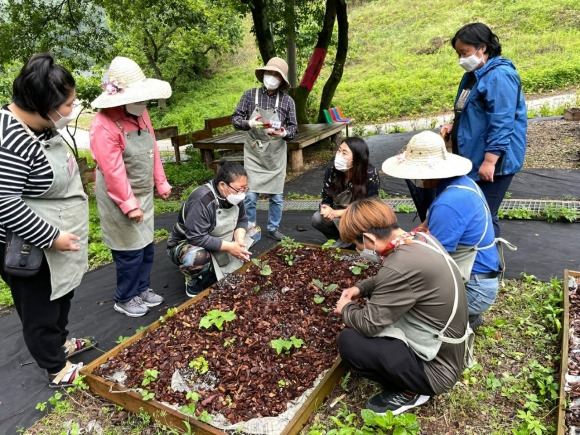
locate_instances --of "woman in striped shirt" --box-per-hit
[0,53,95,388]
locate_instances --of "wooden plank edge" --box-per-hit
[281,358,347,435]
[557,269,576,435]
[83,371,223,434]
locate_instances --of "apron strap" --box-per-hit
[254,88,280,113]
[442,181,492,251]
[412,233,467,342]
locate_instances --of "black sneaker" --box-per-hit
[469,314,484,330]
[267,230,285,241]
[366,390,429,415]
[185,279,203,298]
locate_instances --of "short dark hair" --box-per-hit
[212,159,248,186]
[451,23,502,58]
[12,53,76,120]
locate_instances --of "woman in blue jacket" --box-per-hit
[441,22,527,237]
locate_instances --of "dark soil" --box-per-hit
[96,244,378,426]
[566,274,580,429]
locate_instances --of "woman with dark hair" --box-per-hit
[167,160,255,297]
[0,53,95,388]
[311,137,380,247]
[441,22,527,237]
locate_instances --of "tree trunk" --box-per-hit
[317,0,348,123]
[247,0,276,62]
[291,0,336,124]
[285,0,297,87]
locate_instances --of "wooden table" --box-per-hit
[192,123,345,172]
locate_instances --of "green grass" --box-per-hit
[145,0,580,132]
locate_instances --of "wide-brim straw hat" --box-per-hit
[255,57,290,90]
[91,56,172,109]
[382,130,472,179]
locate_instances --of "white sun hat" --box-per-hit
[382,130,472,179]
[91,56,172,109]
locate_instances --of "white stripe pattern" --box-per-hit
[0,108,58,247]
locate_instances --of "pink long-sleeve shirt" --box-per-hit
[89,106,171,215]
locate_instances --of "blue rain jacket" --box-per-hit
[455,56,527,180]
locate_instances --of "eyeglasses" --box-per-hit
[226,183,250,194]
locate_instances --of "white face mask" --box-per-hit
[125,102,147,116]
[226,192,245,205]
[263,74,281,91]
[459,49,484,72]
[356,234,382,263]
[334,154,352,172]
[49,106,80,130]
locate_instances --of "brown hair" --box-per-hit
[339,198,399,243]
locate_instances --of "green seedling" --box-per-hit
[141,390,155,401]
[198,410,212,423]
[115,335,130,344]
[179,403,196,416]
[224,337,236,347]
[199,309,236,331]
[314,294,325,304]
[251,258,272,275]
[270,336,304,355]
[142,369,159,387]
[350,261,369,275]
[312,278,339,293]
[321,239,335,250]
[189,356,209,374]
[278,379,291,387]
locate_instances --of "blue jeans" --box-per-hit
[244,191,283,232]
[466,276,499,316]
[477,174,514,238]
[111,242,155,303]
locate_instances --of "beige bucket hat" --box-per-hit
[382,130,472,179]
[255,57,290,90]
[91,56,172,109]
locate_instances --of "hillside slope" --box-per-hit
[158,0,580,130]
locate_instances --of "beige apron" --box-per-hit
[331,189,353,228]
[243,90,286,194]
[1,109,89,300]
[95,121,155,251]
[206,182,252,281]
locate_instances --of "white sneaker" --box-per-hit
[138,288,164,307]
[114,296,149,317]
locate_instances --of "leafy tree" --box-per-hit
[97,0,244,88]
[0,0,111,72]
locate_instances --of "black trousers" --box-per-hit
[311,211,340,240]
[338,328,436,396]
[0,243,71,374]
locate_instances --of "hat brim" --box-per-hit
[255,68,290,90]
[382,152,473,179]
[91,78,172,109]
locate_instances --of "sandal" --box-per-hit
[63,337,97,359]
[48,361,83,388]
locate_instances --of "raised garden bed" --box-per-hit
[82,242,379,434]
[559,269,580,435]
